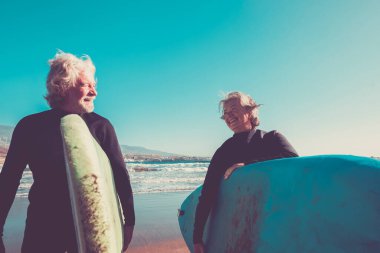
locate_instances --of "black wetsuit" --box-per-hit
[193,129,298,243]
[0,109,135,253]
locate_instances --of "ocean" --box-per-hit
[3,160,209,198]
[128,160,209,194]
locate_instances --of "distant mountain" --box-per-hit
[0,125,181,157]
[120,145,180,157]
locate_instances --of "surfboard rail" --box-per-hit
[61,114,124,253]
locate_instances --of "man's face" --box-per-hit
[222,99,252,133]
[64,71,97,114]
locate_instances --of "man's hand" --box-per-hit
[122,225,134,253]
[0,236,5,253]
[194,242,205,253]
[224,163,245,180]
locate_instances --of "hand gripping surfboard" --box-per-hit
[61,114,124,253]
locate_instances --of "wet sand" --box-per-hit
[128,239,188,253]
[2,191,191,253]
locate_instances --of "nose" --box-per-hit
[89,84,97,97]
[221,111,234,120]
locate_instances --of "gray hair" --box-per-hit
[219,91,260,127]
[45,50,96,108]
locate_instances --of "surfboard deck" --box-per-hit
[61,114,124,253]
[178,155,380,253]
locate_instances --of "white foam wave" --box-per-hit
[12,162,207,197]
[130,177,204,184]
[135,188,197,194]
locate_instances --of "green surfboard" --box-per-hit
[178,155,380,253]
[61,114,123,253]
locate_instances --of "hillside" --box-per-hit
[0,125,188,159]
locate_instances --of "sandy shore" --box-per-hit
[2,191,191,253]
[128,239,188,253]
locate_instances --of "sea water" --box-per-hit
[128,160,209,194]
[2,160,209,198]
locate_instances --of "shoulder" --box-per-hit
[215,133,244,156]
[81,113,118,143]
[257,129,286,142]
[260,130,283,138]
[16,110,52,128]
[263,130,277,138]
[209,136,233,159]
[9,111,53,140]
[20,110,51,120]
[262,130,291,144]
[219,135,236,148]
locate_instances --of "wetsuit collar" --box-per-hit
[233,128,256,139]
[247,128,257,143]
[52,108,72,117]
[52,108,90,118]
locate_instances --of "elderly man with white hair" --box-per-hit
[0,51,135,253]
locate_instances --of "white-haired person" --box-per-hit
[0,51,135,253]
[193,91,298,253]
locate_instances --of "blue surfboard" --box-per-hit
[178,155,380,253]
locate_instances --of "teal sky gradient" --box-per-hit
[1,0,379,156]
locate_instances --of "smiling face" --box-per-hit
[60,71,97,114]
[222,98,253,133]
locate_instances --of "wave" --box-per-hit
[130,177,204,184]
[127,162,209,173]
[13,162,207,197]
[132,166,159,172]
[134,187,197,194]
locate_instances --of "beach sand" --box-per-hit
[3,191,191,253]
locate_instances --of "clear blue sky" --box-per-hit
[0,0,379,157]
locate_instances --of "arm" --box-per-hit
[0,237,4,253]
[98,121,135,249]
[224,163,245,180]
[0,120,28,238]
[194,243,205,253]
[193,147,226,244]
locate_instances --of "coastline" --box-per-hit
[3,191,191,253]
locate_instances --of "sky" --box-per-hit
[0,0,379,157]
